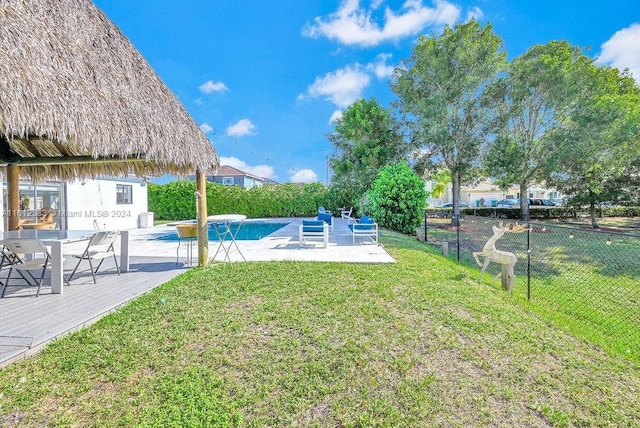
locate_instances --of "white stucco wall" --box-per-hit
[65,178,148,230]
[0,174,4,229]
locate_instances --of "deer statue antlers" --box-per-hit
[497,221,529,233]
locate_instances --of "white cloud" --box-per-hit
[597,23,640,84]
[289,169,320,183]
[329,110,344,124]
[302,64,370,108]
[226,119,257,137]
[366,53,395,79]
[220,156,276,179]
[301,55,399,122]
[199,122,214,134]
[303,0,460,47]
[466,6,483,21]
[199,80,229,94]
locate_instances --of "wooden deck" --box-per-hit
[0,256,189,367]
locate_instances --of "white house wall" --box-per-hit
[0,173,3,229]
[65,178,148,230]
[434,180,562,207]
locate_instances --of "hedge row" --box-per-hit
[148,181,330,221]
[427,206,640,220]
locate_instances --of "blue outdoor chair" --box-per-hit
[299,219,329,248]
[347,215,379,243]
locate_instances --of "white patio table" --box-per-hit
[207,214,246,262]
[0,229,129,294]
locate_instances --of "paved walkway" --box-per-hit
[0,217,393,367]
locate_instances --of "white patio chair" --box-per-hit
[347,215,379,243]
[340,207,354,220]
[68,230,120,284]
[1,239,68,297]
[0,243,33,281]
[1,244,21,269]
[299,220,329,248]
[0,243,32,295]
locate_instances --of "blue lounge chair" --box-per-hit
[317,212,333,229]
[347,215,379,243]
[299,220,329,248]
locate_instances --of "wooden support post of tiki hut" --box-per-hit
[196,169,209,266]
[6,164,20,231]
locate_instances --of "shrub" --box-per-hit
[365,162,428,234]
[148,181,198,220]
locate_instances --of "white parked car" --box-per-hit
[496,199,520,208]
[439,202,469,208]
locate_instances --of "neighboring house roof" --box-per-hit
[0,0,219,179]
[213,165,278,184]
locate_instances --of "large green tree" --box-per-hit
[546,66,640,227]
[327,97,409,211]
[483,41,593,221]
[614,157,640,206]
[391,20,506,224]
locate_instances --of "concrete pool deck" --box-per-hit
[127,217,394,264]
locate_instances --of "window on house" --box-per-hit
[222,177,234,186]
[116,184,133,204]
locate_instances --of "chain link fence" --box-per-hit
[421,210,640,360]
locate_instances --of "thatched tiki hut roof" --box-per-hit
[1,0,216,263]
[0,0,219,179]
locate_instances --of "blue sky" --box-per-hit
[93,0,640,184]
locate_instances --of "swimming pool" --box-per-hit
[159,221,289,241]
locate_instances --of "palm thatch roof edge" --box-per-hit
[0,0,219,179]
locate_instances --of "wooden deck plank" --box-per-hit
[0,257,189,367]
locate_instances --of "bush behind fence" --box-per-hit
[429,205,640,220]
[421,211,640,360]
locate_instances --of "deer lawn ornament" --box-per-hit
[473,222,528,293]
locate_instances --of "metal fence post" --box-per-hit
[424,210,428,242]
[456,214,460,261]
[527,220,531,301]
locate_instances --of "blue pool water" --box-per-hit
[159,222,288,241]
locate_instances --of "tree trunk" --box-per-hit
[520,182,530,222]
[589,202,600,228]
[451,170,461,226]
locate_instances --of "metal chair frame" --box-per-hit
[1,239,69,297]
[68,230,120,284]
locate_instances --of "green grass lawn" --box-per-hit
[425,217,640,362]
[550,216,640,231]
[1,231,639,426]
